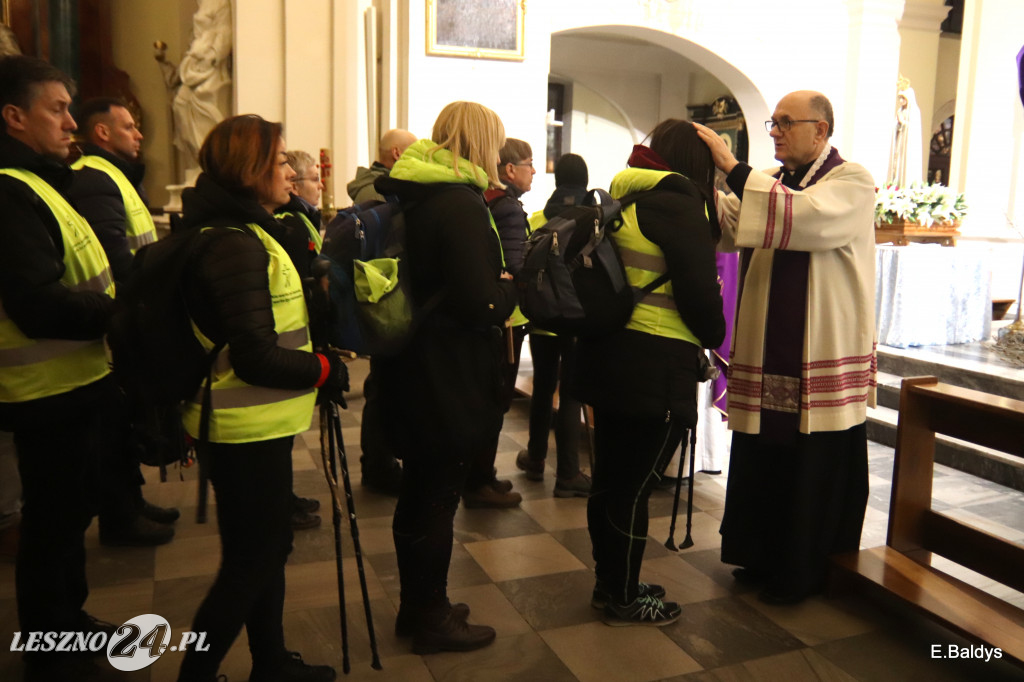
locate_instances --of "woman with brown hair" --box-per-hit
[576,119,725,625]
[375,101,517,654]
[176,114,345,682]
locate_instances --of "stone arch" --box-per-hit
[551,24,773,164]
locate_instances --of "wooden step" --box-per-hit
[832,546,1024,665]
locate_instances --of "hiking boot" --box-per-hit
[291,510,322,531]
[139,500,180,524]
[77,610,118,639]
[249,650,336,682]
[99,515,174,547]
[591,581,666,609]
[462,485,521,509]
[515,449,545,481]
[395,601,470,637]
[554,471,592,498]
[411,609,495,654]
[293,495,320,514]
[604,594,681,627]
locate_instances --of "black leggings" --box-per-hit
[178,436,294,680]
[527,333,581,480]
[588,409,686,605]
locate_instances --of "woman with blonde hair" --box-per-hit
[375,101,517,653]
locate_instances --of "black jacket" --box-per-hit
[0,135,113,342]
[543,185,588,220]
[484,184,529,276]
[180,175,322,391]
[66,143,148,283]
[373,174,517,457]
[574,174,725,424]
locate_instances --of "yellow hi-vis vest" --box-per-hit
[610,168,703,346]
[0,168,114,402]
[72,155,158,253]
[273,209,323,253]
[181,223,316,443]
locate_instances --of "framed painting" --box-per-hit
[426,0,525,61]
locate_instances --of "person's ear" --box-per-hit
[95,122,111,143]
[2,104,26,133]
[815,120,829,140]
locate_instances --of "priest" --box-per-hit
[695,90,877,605]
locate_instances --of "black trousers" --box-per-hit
[720,423,869,597]
[587,408,686,605]
[393,439,475,616]
[13,379,114,634]
[526,333,581,480]
[465,324,526,490]
[178,436,295,680]
[360,359,398,472]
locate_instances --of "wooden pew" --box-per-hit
[831,376,1024,664]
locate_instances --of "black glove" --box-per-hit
[317,349,349,408]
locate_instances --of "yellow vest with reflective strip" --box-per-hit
[0,168,114,402]
[274,209,323,253]
[609,167,702,346]
[71,155,157,253]
[181,223,316,443]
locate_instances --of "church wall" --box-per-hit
[568,83,638,194]
[933,34,960,129]
[109,0,193,207]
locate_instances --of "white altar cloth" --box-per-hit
[875,244,991,348]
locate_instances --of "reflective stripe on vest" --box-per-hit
[181,223,316,443]
[273,210,323,253]
[611,168,702,346]
[71,155,157,253]
[0,168,114,402]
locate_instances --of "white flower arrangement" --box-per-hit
[874,183,968,227]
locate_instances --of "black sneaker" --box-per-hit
[515,449,545,481]
[249,650,336,682]
[291,510,322,531]
[604,594,681,627]
[293,495,320,514]
[139,500,180,524]
[99,515,174,547]
[553,471,592,498]
[591,581,666,609]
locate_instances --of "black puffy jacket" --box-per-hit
[180,175,323,391]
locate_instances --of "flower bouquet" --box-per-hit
[874,183,967,245]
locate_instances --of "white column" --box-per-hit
[233,0,284,120]
[283,0,333,159]
[898,0,952,180]
[332,0,369,204]
[843,0,907,185]
[950,0,1024,237]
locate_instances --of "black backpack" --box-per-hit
[318,185,475,356]
[517,189,669,338]
[106,225,223,483]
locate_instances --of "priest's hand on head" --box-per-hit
[693,122,739,175]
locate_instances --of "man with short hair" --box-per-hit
[346,128,417,204]
[68,97,179,547]
[0,55,118,679]
[696,90,877,605]
[69,97,157,282]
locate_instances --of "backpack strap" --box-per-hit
[194,341,225,524]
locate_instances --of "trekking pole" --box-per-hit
[679,425,697,550]
[318,402,349,672]
[664,432,687,551]
[329,401,383,671]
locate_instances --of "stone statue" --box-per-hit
[887,79,923,188]
[0,23,22,57]
[154,0,232,171]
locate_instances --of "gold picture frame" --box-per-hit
[426,0,525,62]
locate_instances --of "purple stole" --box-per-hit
[747,148,845,442]
[712,252,739,418]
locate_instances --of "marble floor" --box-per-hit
[1,358,1023,682]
